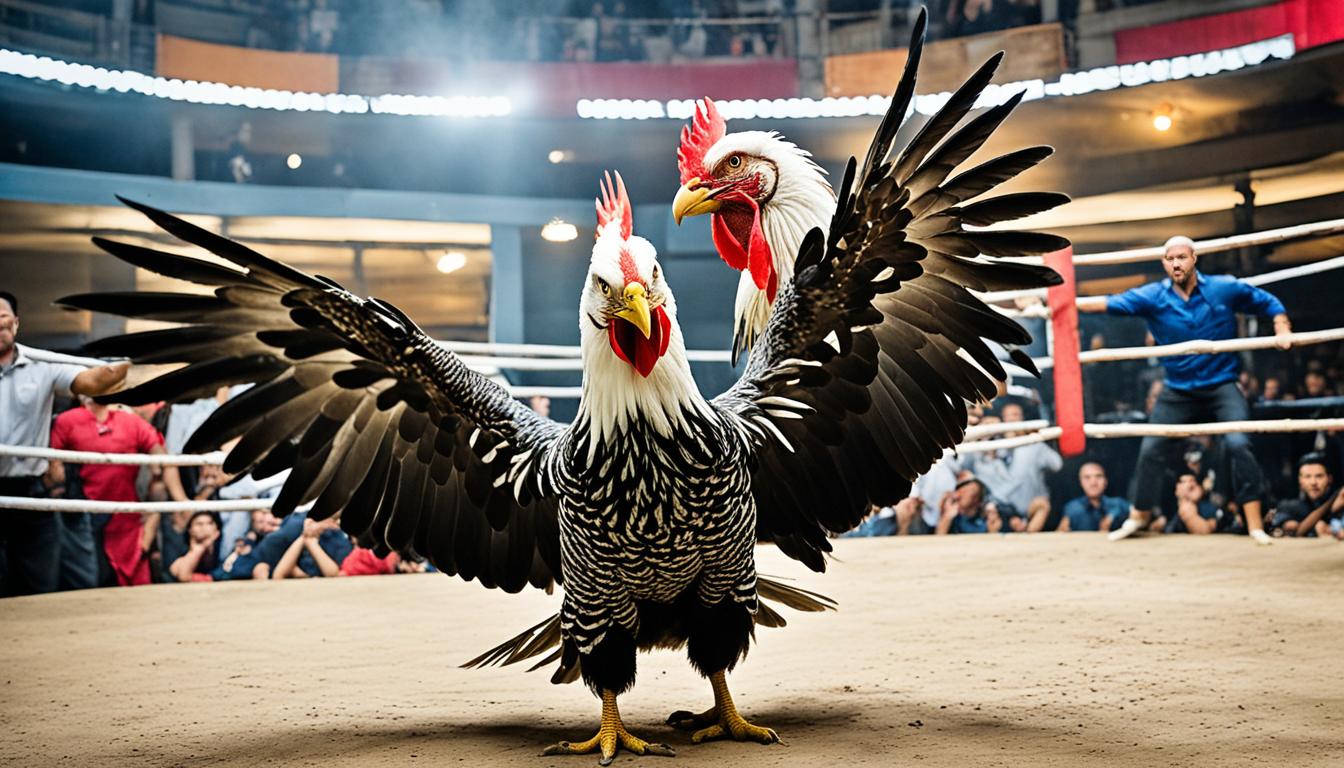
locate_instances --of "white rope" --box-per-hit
[441,340,731,363]
[955,427,1062,454]
[1080,418,1344,439]
[1076,327,1344,365]
[17,345,116,368]
[963,419,1051,441]
[1070,218,1344,267]
[954,417,1344,455]
[0,496,280,513]
[977,235,1344,306]
[8,417,1342,513]
[0,444,227,466]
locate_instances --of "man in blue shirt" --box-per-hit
[1078,236,1292,545]
[1060,461,1131,532]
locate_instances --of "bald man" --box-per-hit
[1077,236,1292,545]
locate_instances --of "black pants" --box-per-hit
[0,476,60,597]
[1132,381,1263,513]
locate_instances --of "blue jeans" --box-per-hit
[1132,380,1263,513]
[57,512,99,590]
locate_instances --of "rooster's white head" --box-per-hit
[671,98,833,303]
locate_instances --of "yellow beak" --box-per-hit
[613,282,653,338]
[672,177,722,225]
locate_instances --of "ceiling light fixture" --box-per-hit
[1151,102,1174,132]
[541,218,578,243]
[286,153,302,169]
[436,250,467,274]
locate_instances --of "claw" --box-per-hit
[545,690,676,763]
[682,671,780,747]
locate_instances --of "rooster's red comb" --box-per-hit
[677,98,726,185]
[596,170,633,241]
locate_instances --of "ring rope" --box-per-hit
[0,497,289,514]
[977,245,1344,306]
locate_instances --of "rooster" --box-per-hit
[673,10,1068,366]
[66,57,1062,758]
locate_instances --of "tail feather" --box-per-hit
[462,575,836,682]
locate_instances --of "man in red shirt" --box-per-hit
[48,398,166,587]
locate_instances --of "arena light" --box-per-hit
[1150,101,1175,132]
[436,250,468,274]
[0,48,512,118]
[286,153,302,169]
[541,218,579,243]
[577,34,1296,120]
[548,149,569,164]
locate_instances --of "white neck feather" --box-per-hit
[734,156,836,343]
[575,319,711,460]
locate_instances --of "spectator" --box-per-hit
[1060,462,1132,532]
[1079,234,1293,544]
[168,511,222,582]
[271,515,351,579]
[842,504,900,537]
[1166,469,1220,535]
[228,122,254,184]
[215,508,283,580]
[309,0,339,51]
[963,403,1060,532]
[1302,368,1331,399]
[340,545,402,576]
[1260,376,1284,403]
[1270,452,1343,538]
[1,292,129,596]
[250,511,352,579]
[935,478,1007,534]
[48,397,166,587]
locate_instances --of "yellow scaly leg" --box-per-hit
[671,671,780,745]
[542,689,676,766]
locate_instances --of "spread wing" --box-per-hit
[62,198,565,593]
[713,12,1066,570]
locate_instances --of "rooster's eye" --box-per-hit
[596,277,611,296]
[727,155,743,169]
[652,266,660,281]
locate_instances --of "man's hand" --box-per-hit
[1273,315,1293,350]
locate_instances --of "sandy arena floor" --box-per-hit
[2,534,1341,768]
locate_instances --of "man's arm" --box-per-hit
[271,536,306,579]
[1232,281,1292,350]
[1177,501,1217,534]
[1292,489,1342,537]
[70,361,130,397]
[1075,296,1108,313]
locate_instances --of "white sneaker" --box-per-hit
[1249,529,1273,546]
[1108,517,1144,542]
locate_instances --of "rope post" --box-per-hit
[1046,246,1085,457]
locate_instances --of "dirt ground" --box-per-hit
[2,534,1341,768]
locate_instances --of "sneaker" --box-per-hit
[1249,529,1273,546]
[1108,517,1145,542]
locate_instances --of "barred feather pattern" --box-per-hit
[549,387,760,655]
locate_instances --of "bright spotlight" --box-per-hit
[548,149,566,164]
[1151,102,1175,132]
[436,251,467,274]
[286,153,302,169]
[541,218,578,243]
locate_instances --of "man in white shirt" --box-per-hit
[0,291,129,595]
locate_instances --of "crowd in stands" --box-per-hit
[109,0,1074,65]
[846,339,1344,541]
[37,384,433,591]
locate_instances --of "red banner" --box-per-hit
[1115,0,1344,64]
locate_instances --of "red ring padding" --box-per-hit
[1047,247,1085,457]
